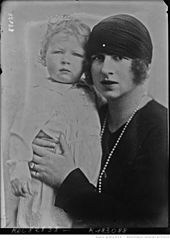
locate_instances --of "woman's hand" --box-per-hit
[29,134,75,188]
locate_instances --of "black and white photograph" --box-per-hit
[1,0,169,235]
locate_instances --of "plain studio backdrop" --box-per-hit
[1,0,168,227]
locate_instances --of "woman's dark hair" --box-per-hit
[131,58,150,84]
[84,14,152,85]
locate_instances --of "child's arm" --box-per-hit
[7,105,36,197]
[7,87,51,196]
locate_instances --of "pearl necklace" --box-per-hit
[98,100,143,193]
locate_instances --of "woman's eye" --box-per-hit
[112,55,123,61]
[112,55,130,61]
[91,54,104,62]
[123,56,130,60]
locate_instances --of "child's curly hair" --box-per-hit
[39,14,91,66]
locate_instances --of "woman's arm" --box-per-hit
[30,123,168,227]
[55,124,168,227]
[54,168,125,226]
[30,135,131,227]
[30,134,127,227]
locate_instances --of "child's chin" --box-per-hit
[49,76,73,84]
[54,75,74,84]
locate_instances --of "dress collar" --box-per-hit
[39,77,76,94]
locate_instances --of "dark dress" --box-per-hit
[55,100,168,228]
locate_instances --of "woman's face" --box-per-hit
[91,54,136,100]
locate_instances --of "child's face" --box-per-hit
[46,32,85,84]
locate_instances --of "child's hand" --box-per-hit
[11,178,32,197]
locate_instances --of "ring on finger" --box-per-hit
[30,162,35,169]
[34,171,39,177]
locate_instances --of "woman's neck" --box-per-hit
[107,86,151,133]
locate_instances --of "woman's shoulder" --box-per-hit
[137,99,168,135]
[139,99,167,124]
[146,99,167,114]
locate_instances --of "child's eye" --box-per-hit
[52,50,63,54]
[72,52,84,58]
[91,54,104,62]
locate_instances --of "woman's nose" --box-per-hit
[101,56,114,75]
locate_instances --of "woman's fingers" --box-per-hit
[32,138,56,148]
[30,160,46,173]
[32,144,51,157]
[36,130,60,140]
[30,170,42,181]
[32,145,64,165]
[31,154,46,165]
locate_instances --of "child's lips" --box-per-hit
[59,68,71,73]
[101,80,119,85]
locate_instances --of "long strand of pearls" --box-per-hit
[98,101,142,193]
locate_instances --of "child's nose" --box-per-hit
[61,53,70,64]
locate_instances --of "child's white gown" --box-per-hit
[8,78,102,228]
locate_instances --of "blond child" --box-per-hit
[7,15,102,228]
